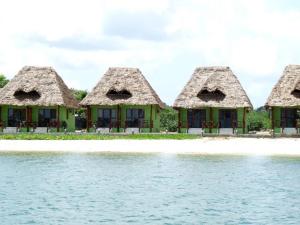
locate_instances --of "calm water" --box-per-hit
[0,153,300,225]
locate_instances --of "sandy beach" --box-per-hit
[0,138,299,156]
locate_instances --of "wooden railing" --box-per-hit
[0,120,5,129]
[125,119,152,129]
[180,120,243,129]
[96,119,120,129]
[273,120,300,129]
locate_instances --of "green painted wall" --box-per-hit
[89,104,161,133]
[177,107,249,134]
[0,105,75,132]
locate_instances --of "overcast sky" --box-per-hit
[1,0,300,108]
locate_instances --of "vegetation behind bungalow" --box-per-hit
[247,107,271,131]
[0,74,9,88]
[160,106,178,132]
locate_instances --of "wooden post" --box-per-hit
[271,107,275,130]
[117,105,120,132]
[86,106,91,132]
[57,106,60,132]
[26,107,33,132]
[26,107,29,132]
[178,109,181,133]
[150,105,153,133]
[209,107,213,133]
[186,109,189,132]
[242,107,246,134]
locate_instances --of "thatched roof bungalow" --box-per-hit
[173,66,252,134]
[266,65,300,134]
[80,67,163,133]
[0,66,78,132]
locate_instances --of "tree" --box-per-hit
[71,89,88,101]
[71,89,88,119]
[247,107,271,131]
[160,106,178,132]
[0,74,9,88]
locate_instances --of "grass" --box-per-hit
[0,133,200,140]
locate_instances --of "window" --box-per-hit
[197,89,225,102]
[38,109,57,126]
[13,90,40,100]
[219,109,237,128]
[106,89,132,100]
[126,109,144,127]
[97,109,117,127]
[8,108,26,127]
[188,109,206,128]
[281,108,298,128]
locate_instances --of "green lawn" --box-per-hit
[0,133,200,140]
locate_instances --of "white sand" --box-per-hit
[0,138,299,156]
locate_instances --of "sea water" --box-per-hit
[0,153,299,224]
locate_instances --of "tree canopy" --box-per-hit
[160,105,178,132]
[71,89,88,101]
[0,74,9,88]
[247,107,271,131]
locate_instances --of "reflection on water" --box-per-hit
[0,153,299,224]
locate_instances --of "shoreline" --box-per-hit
[0,138,300,156]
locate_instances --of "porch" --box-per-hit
[86,105,157,133]
[177,108,247,135]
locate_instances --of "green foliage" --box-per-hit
[160,106,178,132]
[0,74,9,88]
[247,108,271,131]
[71,89,88,117]
[71,89,88,101]
[0,133,199,140]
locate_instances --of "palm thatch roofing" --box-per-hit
[266,65,300,107]
[80,67,164,108]
[0,66,78,108]
[173,66,252,109]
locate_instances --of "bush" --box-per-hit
[247,108,271,131]
[160,106,178,132]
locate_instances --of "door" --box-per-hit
[188,109,206,128]
[126,109,144,127]
[98,109,117,127]
[219,109,237,128]
[281,108,297,128]
[38,109,57,126]
[8,108,26,127]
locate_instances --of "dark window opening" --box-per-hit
[106,89,132,100]
[197,89,225,102]
[38,109,57,127]
[188,109,206,128]
[126,109,144,127]
[97,109,117,127]
[14,90,41,100]
[219,109,237,128]
[8,108,26,127]
[291,89,300,98]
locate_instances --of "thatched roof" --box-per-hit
[0,66,79,108]
[266,65,300,107]
[173,66,252,109]
[80,67,164,108]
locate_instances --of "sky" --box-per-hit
[1,0,300,108]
